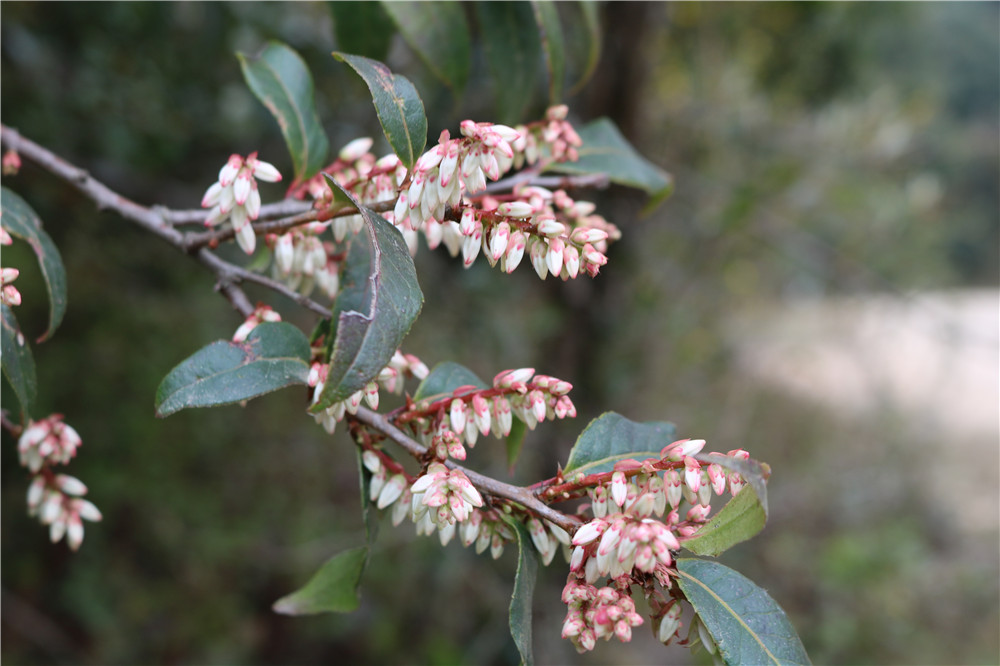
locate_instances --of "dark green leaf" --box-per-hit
[562,1,601,94]
[272,547,369,615]
[310,177,423,412]
[563,412,676,476]
[506,417,528,471]
[381,2,471,95]
[682,485,767,557]
[532,1,565,105]
[333,53,428,170]
[1,304,36,422]
[548,117,673,201]
[412,361,487,401]
[239,41,329,184]
[505,516,538,666]
[155,322,311,417]
[330,2,395,63]
[2,188,67,342]
[475,2,542,125]
[676,559,811,666]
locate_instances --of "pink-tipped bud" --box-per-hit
[233,172,252,205]
[449,398,467,434]
[535,215,566,237]
[570,227,609,244]
[497,201,534,218]
[339,137,374,162]
[504,230,526,273]
[488,221,510,262]
[248,155,282,182]
[546,238,565,277]
[219,154,243,186]
[611,471,628,508]
[684,457,702,493]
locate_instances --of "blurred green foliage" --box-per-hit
[2,3,997,665]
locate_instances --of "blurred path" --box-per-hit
[729,289,999,535]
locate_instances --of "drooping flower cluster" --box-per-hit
[18,414,82,472]
[554,440,752,652]
[232,303,281,342]
[18,415,101,550]
[308,350,430,434]
[277,107,617,282]
[397,367,576,462]
[201,152,282,255]
[561,578,645,653]
[27,473,102,551]
[268,224,340,300]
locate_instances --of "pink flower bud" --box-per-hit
[498,201,534,218]
[546,238,565,277]
[339,137,373,162]
[570,227,608,244]
[611,471,628,508]
[535,216,566,237]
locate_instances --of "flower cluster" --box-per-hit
[561,579,645,653]
[232,303,281,342]
[409,461,484,529]
[308,351,429,434]
[0,227,20,306]
[27,473,102,550]
[268,225,340,300]
[201,152,282,255]
[18,414,82,472]
[399,367,576,461]
[1,266,21,306]
[18,414,101,550]
[552,440,752,652]
[284,108,617,280]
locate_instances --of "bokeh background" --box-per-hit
[2,3,997,664]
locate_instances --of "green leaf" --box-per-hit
[1,304,36,422]
[505,417,528,472]
[505,516,538,666]
[475,2,542,125]
[562,1,601,95]
[676,559,811,666]
[239,41,329,184]
[563,412,676,476]
[310,176,423,412]
[272,547,369,615]
[333,53,428,170]
[2,187,68,342]
[412,361,487,402]
[330,2,395,63]
[548,117,673,201]
[155,322,311,417]
[682,485,768,557]
[531,1,566,105]
[381,2,471,95]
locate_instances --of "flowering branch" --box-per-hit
[0,124,331,319]
[351,406,581,534]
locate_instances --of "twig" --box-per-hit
[351,406,581,534]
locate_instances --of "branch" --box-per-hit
[1,124,331,319]
[350,406,581,535]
